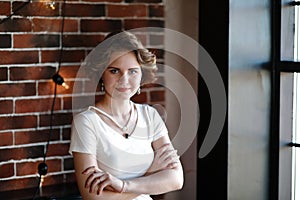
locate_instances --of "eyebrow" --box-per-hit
[107,66,140,70]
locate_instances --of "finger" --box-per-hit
[90,174,108,193]
[160,149,178,161]
[155,144,173,157]
[159,143,173,151]
[97,177,111,195]
[85,171,104,189]
[82,166,97,175]
[165,155,180,166]
[166,161,180,169]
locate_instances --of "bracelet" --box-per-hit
[120,180,126,193]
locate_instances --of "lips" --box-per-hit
[116,87,130,92]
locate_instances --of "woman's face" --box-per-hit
[102,51,142,100]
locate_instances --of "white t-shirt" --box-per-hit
[69,103,168,200]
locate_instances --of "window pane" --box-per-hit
[295,3,300,61]
[292,147,300,200]
[281,0,295,61]
[292,73,300,200]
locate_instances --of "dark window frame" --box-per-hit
[270,0,300,199]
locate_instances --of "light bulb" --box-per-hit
[48,2,56,10]
[41,0,56,10]
[52,73,69,90]
[62,82,69,89]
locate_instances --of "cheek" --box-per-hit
[132,74,142,85]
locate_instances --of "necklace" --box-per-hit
[91,102,137,139]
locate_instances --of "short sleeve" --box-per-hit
[148,105,169,141]
[69,112,97,156]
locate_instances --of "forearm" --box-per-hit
[79,189,139,200]
[125,166,184,195]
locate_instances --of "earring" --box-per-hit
[137,88,141,95]
[101,82,105,93]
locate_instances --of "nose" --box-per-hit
[118,72,129,84]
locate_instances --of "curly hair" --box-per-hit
[83,31,157,85]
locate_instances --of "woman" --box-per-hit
[69,31,183,200]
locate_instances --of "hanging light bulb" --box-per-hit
[48,2,56,10]
[41,0,56,10]
[52,73,69,89]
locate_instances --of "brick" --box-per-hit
[42,174,65,187]
[64,157,74,170]
[59,65,80,79]
[33,18,79,32]
[0,163,14,178]
[0,145,44,162]
[10,66,56,81]
[39,112,73,127]
[0,18,32,32]
[0,83,36,97]
[0,177,37,192]
[15,98,61,113]
[64,4,105,17]
[14,34,59,48]
[125,0,162,3]
[62,35,104,48]
[81,19,122,32]
[47,143,70,157]
[124,19,164,29]
[0,67,8,81]
[13,2,59,17]
[62,128,71,140]
[150,90,165,102]
[149,5,164,17]
[0,132,13,146]
[41,50,86,63]
[0,35,11,48]
[16,159,61,176]
[0,115,37,130]
[0,2,10,15]
[38,81,74,95]
[65,172,77,183]
[0,51,39,65]
[0,100,13,114]
[63,95,97,110]
[107,4,147,17]
[15,129,60,145]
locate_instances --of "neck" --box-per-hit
[98,96,131,117]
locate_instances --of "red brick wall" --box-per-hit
[0,0,164,192]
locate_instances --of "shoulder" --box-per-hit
[134,103,166,121]
[73,107,98,123]
[134,103,156,113]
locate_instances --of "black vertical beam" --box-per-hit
[198,0,229,199]
[269,0,281,199]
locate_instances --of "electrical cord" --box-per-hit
[33,0,67,199]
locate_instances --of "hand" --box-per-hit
[147,143,180,175]
[82,166,124,195]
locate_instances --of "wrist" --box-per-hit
[120,180,126,193]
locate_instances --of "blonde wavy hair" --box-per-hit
[84,31,157,85]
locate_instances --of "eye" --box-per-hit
[109,69,119,74]
[129,69,139,74]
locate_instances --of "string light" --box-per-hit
[40,0,56,10]
[47,2,56,10]
[52,73,69,89]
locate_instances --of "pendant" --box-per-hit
[122,126,128,132]
[124,133,129,139]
